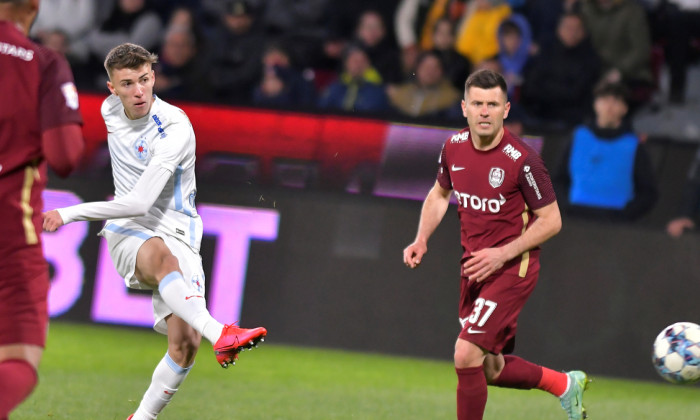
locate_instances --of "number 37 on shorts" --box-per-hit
[459,298,498,330]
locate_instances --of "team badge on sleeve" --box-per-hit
[61,82,79,110]
[489,167,504,188]
[133,136,149,160]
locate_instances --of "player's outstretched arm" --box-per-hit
[42,164,173,231]
[403,181,452,268]
[464,200,562,282]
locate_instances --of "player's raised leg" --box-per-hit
[131,315,198,420]
[135,238,266,367]
[485,354,590,420]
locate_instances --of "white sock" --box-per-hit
[157,271,223,343]
[132,353,192,420]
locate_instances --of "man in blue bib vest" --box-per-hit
[553,81,658,221]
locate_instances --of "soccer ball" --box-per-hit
[652,322,700,384]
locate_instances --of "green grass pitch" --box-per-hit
[13,322,700,419]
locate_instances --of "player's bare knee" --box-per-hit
[454,340,486,369]
[454,349,480,369]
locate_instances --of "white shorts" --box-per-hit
[99,221,206,335]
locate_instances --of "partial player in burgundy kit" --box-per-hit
[0,0,84,417]
[403,69,589,420]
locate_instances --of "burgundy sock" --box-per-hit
[0,359,38,419]
[490,355,543,389]
[456,366,488,420]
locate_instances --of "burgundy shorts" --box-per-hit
[0,245,49,347]
[458,271,538,355]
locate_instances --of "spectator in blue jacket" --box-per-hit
[553,81,658,221]
[317,44,389,113]
[497,13,533,100]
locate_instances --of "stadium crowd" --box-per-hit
[30,0,700,127]
[30,0,700,224]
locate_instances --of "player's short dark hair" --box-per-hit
[593,80,629,104]
[0,0,28,4]
[465,69,508,97]
[104,43,158,77]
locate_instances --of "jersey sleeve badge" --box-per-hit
[60,82,79,110]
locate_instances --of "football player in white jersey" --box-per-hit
[43,43,267,420]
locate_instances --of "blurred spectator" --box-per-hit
[553,81,658,222]
[318,44,390,113]
[165,6,205,45]
[505,0,526,11]
[521,12,601,129]
[354,10,403,84]
[666,146,700,238]
[252,43,316,107]
[34,29,68,58]
[394,0,466,75]
[260,0,328,69]
[387,50,461,118]
[431,17,471,89]
[86,0,163,68]
[30,0,95,65]
[496,14,532,99]
[204,0,264,103]
[579,0,654,108]
[524,0,579,50]
[473,56,503,72]
[455,0,511,66]
[153,25,210,102]
[654,0,700,104]
[149,0,202,27]
[321,2,400,71]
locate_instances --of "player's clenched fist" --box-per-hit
[42,210,65,232]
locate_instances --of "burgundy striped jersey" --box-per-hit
[436,126,557,277]
[0,21,82,250]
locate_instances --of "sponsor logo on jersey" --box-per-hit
[452,164,466,172]
[0,42,34,61]
[450,132,469,143]
[502,144,522,161]
[61,82,79,110]
[133,136,149,160]
[152,114,167,138]
[453,191,506,213]
[524,167,542,200]
[488,167,504,188]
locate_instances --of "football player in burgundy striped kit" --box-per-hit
[0,0,84,418]
[403,69,589,420]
